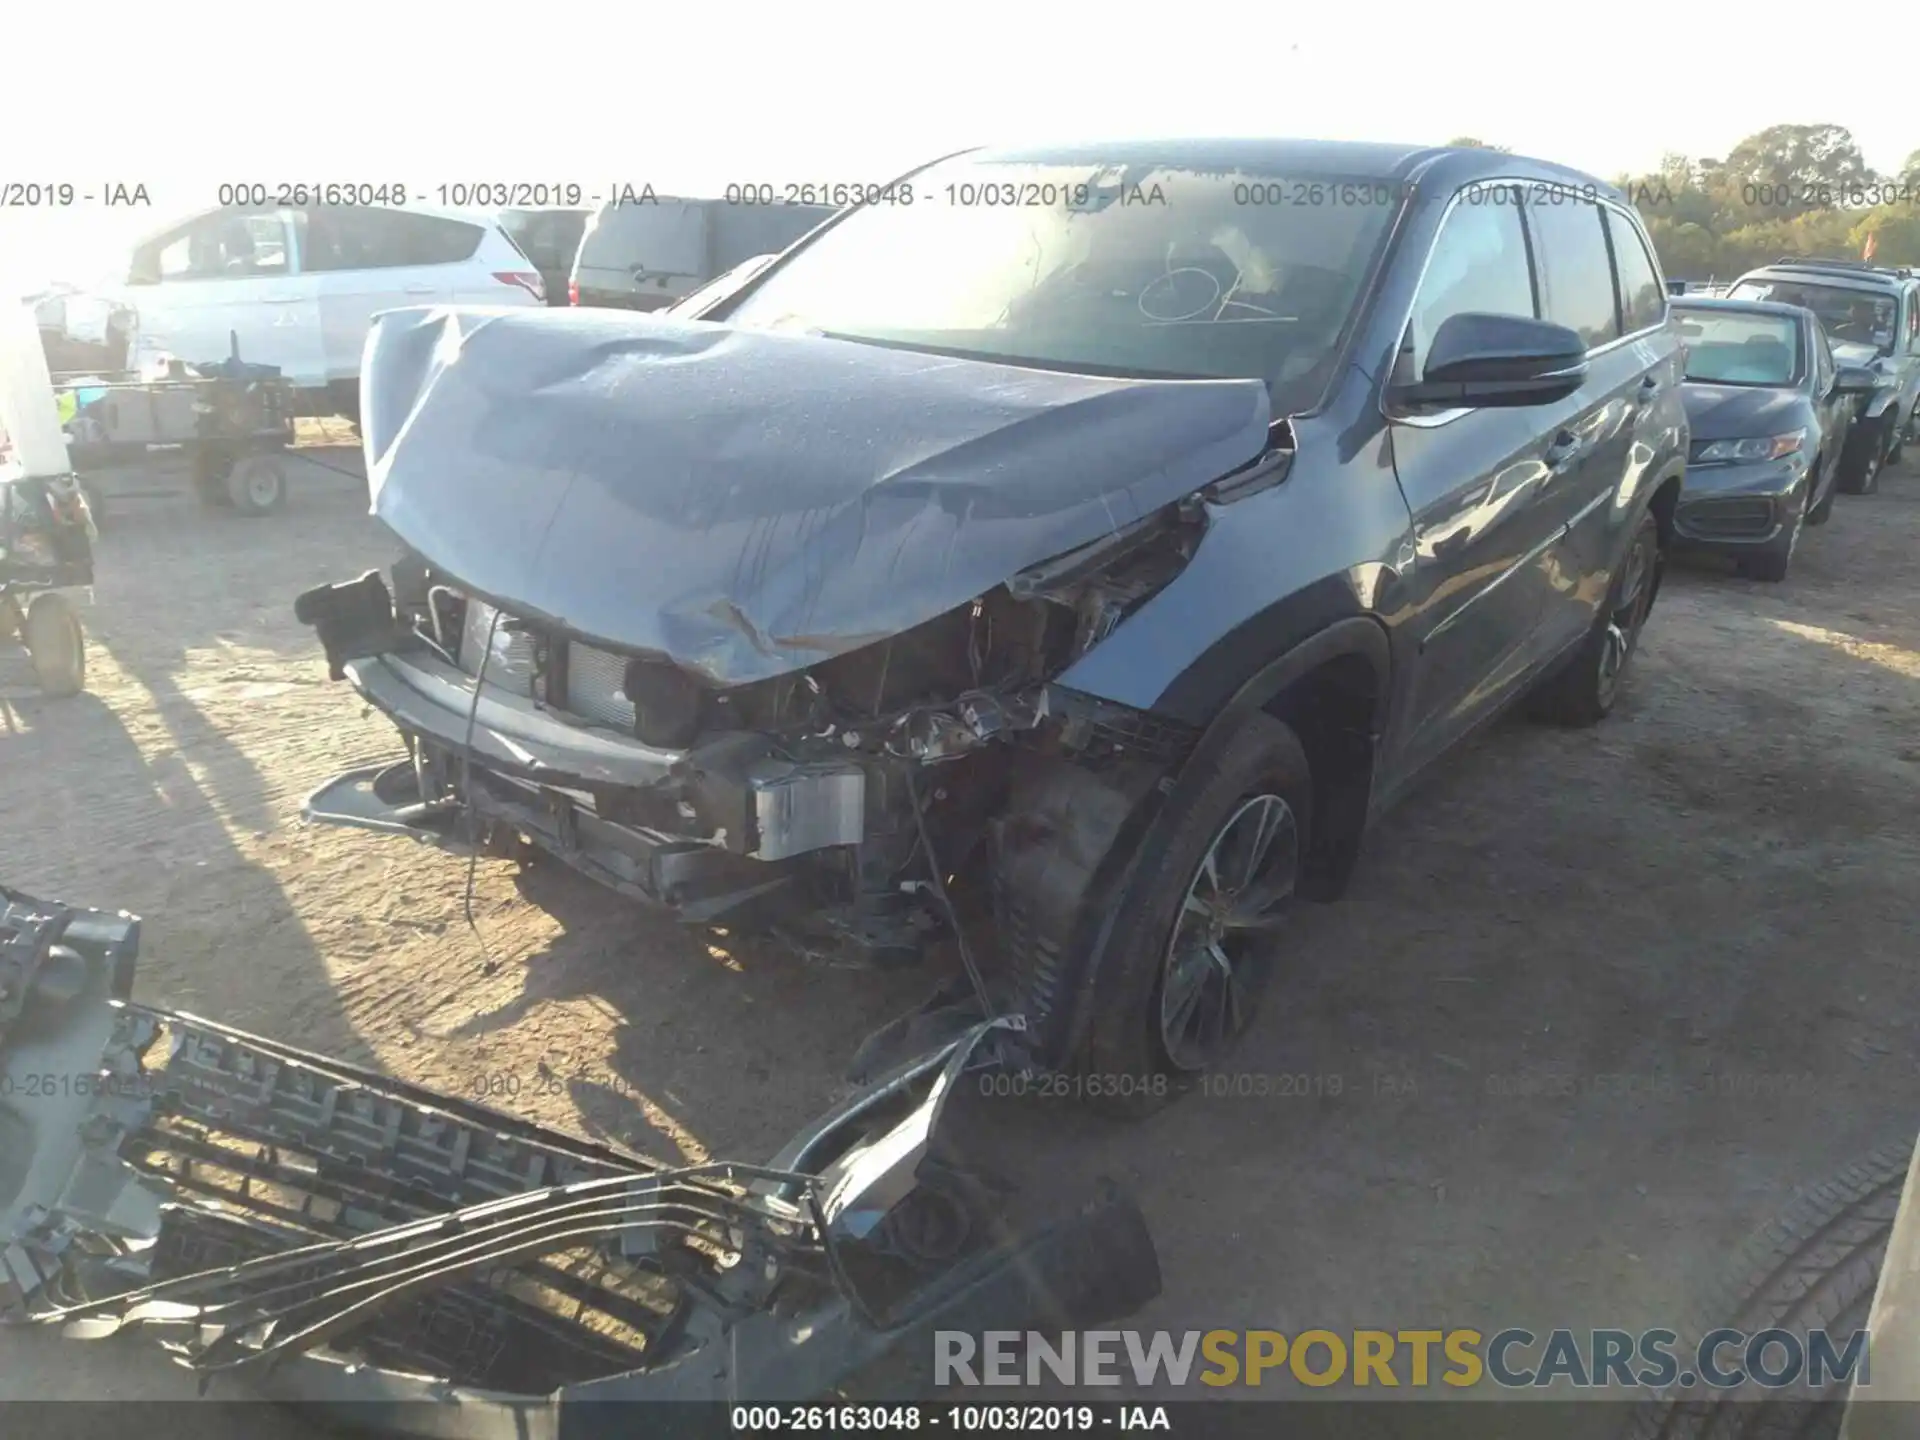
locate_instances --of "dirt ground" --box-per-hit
[3,437,1918,1428]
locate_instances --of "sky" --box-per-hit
[4,0,1915,293]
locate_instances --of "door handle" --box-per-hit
[403,284,434,295]
[1543,431,1581,469]
[263,293,298,303]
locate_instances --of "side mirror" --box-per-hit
[1393,312,1589,410]
[1832,364,1879,396]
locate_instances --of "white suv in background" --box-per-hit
[111,204,544,417]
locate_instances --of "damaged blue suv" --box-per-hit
[297,139,1687,1111]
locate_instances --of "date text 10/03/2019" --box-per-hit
[728,1405,1171,1431]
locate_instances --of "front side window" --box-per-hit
[1526,194,1620,348]
[721,155,1405,414]
[1397,184,1536,382]
[1674,308,1803,387]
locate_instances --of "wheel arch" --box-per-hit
[1158,615,1391,901]
[1644,468,1683,611]
[997,616,1391,1067]
[1078,616,1394,995]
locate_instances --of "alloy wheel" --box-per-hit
[1597,531,1653,697]
[1158,793,1299,1072]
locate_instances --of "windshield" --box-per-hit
[1726,278,1896,355]
[1675,309,1803,387]
[720,155,1406,412]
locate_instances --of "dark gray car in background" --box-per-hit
[300,139,1688,1110]
[1669,296,1879,581]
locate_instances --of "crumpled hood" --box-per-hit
[361,306,1270,686]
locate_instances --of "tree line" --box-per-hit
[1447,126,1920,279]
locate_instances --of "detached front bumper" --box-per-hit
[0,884,1161,1431]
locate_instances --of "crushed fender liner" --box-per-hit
[0,884,1162,1429]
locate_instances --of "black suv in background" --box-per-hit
[301,140,1687,1108]
[1726,259,1920,493]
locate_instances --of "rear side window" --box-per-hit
[506,210,586,270]
[1605,209,1666,334]
[1525,194,1620,348]
[1401,185,1537,380]
[300,208,484,272]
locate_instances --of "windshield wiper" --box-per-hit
[815,331,1211,381]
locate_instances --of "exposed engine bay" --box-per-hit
[298,500,1212,965]
[0,884,1159,1431]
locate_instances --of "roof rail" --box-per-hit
[1767,257,1914,280]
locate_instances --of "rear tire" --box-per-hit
[1619,1143,1908,1440]
[1075,713,1311,1118]
[24,594,86,698]
[1529,511,1660,727]
[225,454,288,516]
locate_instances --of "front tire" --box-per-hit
[1529,510,1660,727]
[1838,416,1889,495]
[1075,713,1311,1117]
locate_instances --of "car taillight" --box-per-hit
[492,271,545,302]
[567,278,579,306]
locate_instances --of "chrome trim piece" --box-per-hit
[1566,488,1613,530]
